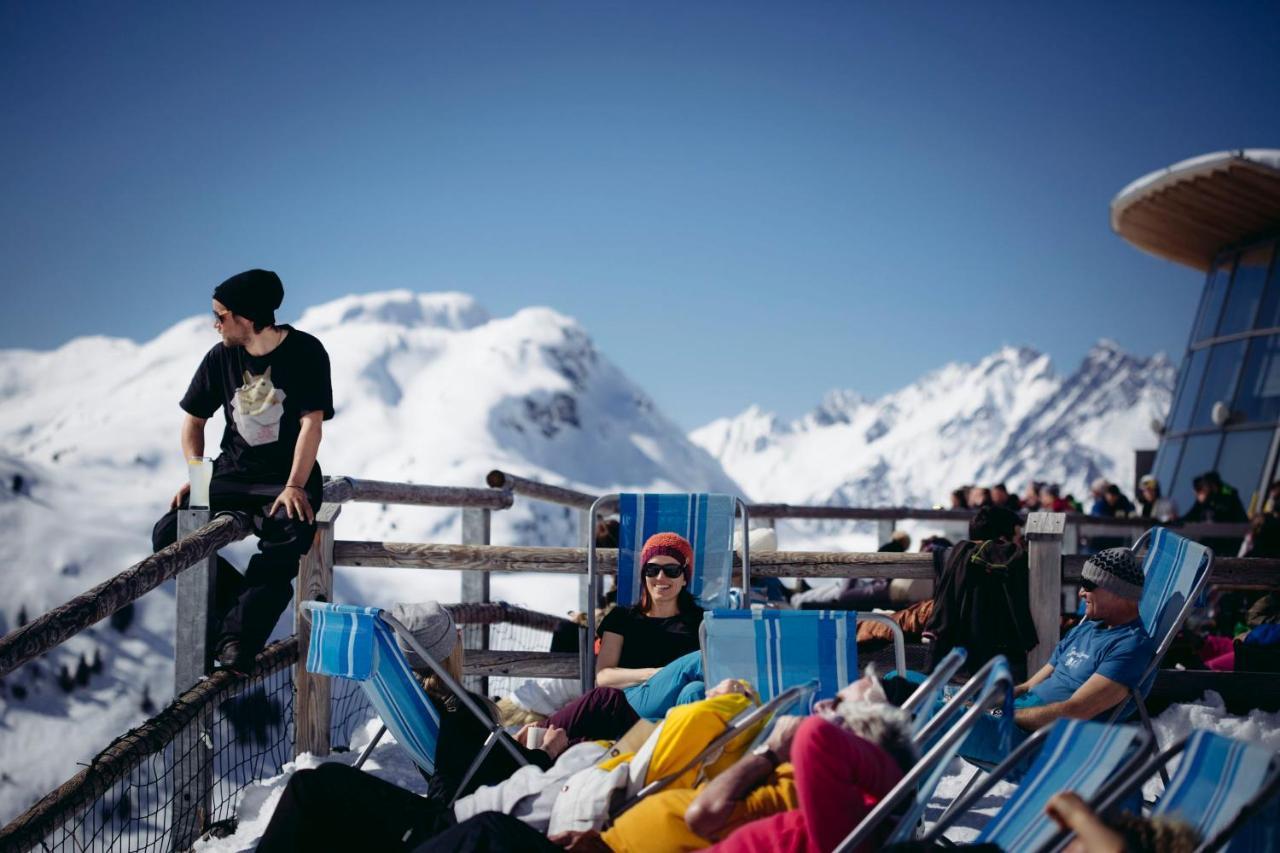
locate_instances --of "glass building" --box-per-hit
[1112,150,1280,515]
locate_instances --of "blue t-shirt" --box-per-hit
[1029,618,1155,716]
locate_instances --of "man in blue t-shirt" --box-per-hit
[959,547,1154,764]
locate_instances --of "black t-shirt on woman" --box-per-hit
[598,605,704,670]
[180,326,334,484]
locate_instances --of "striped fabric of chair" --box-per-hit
[1146,730,1278,846]
[305,602,442,775]
[1137,527,1212,663]
[616,493,737,610]
[701,609,857,702]
[976,720,1146,851]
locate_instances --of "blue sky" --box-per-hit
[3,2,1279,429]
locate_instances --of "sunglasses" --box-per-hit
[1080,579,1098,592]
[213,309,232,326]
[641,562,686,579]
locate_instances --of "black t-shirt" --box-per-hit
[598,605,704,670]
[180,326,334,482]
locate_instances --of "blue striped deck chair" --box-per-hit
[919,719,1151,852]
[1082,729,1280,853]
[1110,529,1214,770]
[586,492,750,688]
[901,647,967,737]
[699,608,907,704]
[836,656,1015,851]
[302,601,528,804]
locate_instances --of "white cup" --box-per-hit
[188,457,213,509]
[525,726,545,749]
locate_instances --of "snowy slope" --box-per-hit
[0,290,739,823]
[691,342,1175,510]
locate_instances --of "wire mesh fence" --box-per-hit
[2,640,298,853]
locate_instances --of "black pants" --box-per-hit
[410,811,561,853]
[256,763,455,852]
[151,471,319,663]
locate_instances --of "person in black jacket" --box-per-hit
[256,602,563,852]
[923,506,1037,680]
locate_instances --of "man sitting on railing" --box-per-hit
[150,269,334,673]
[955,547,1155,766]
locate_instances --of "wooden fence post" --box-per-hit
[294,503,339,759]
[1026,512,1066,674]
[461,508,491,696]
[171,508,216,850]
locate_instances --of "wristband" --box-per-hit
[284,484,305,491]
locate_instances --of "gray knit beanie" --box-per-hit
[388,602,457,669]
[1082,548,1145,601]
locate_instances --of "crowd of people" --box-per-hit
[249,522,1218,852]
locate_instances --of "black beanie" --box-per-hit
[213,269,284,327]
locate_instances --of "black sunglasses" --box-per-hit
[1080,579,1098,592]
[641,562,686,579]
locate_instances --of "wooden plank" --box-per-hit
[325,476,512,509]
[486,469,602,510]
[1026,512,1066,673]
[463,650,581,679]
[0,513,250,679]
[1064,554,1280,588]
[294,504,339,759]
[460,508,491,696]
[332,542,937,579]
[171,509,217,849]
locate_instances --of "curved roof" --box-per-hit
[1111,149,1280,270]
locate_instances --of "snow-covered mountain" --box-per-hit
[0,290,738,822]
[690,342,1175,509]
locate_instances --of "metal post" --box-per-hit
[1025,512,1066,674]
[461,508,491,696]
[171,508,216,850]
[295,503,339,759]
[578,508,592,616]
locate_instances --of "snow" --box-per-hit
[193,692,1280,850]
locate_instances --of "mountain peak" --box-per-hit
[297,290,490,333]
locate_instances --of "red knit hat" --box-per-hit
[640,532,694,581]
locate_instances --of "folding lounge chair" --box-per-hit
[1113,528,1214,737]
[916,718,1152,852]
[586,492,751,688]
[302,601,529,805]
[606,680,818,825]
[700,608,907,703]
[835,655,1016,851]
[901,647,967,736]
[1076,729,1280,853]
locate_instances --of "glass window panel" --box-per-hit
[1251,240,1280,329]
[1168,349,1208,433]
[1194,260,1234,342]
[1151,437,1184,498]
[1191,340,1247,429]
[1214,429,1273,514]
[1171,433,1222,514]
[1220,245,1273,335]
[1235,334,1280,424]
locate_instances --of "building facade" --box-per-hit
[1112,150,1280,515]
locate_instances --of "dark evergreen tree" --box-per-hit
[90,648,104,674]
[141,685,155,714]
[57,664,74,693]
[74,653,91,686]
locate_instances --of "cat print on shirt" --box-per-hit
[231,366,287,446]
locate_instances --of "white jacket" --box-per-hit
[452,741,608,832]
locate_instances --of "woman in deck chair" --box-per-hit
[591,532,708,719]
[256,602,568,851]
